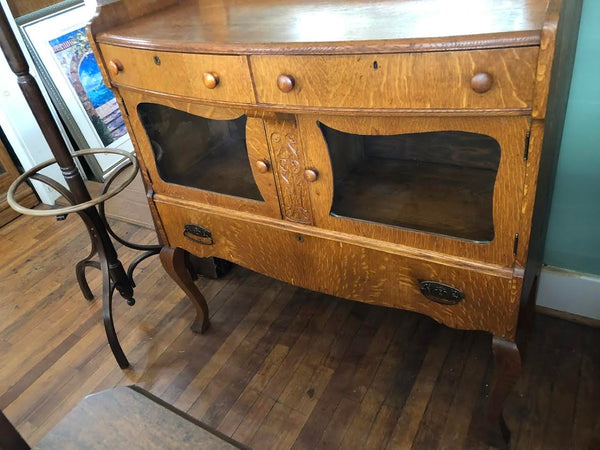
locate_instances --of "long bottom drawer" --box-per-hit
[155,200,521,339]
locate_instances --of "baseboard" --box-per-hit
[536,305,599,328]
[536,266,600,323]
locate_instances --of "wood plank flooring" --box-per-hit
[0,214,598,449]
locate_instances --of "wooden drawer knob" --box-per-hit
[304,169,318,182]
[108,60,123,76]
[255,160,270,173]
[277,74,295,93]
[470,72,493,93]
[203,72,219,89]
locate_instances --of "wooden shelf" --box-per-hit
[160,147,263,202]
[332,158,496,241]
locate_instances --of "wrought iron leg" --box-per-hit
[485,336,522,448]
[159,246,210,333]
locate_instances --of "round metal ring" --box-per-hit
[7,148,138,217]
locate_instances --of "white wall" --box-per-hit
[0,0,78,204]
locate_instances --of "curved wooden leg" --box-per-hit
[159,246,210,334]
[76,259,100,301]
[75,213,100,301]
[486,336,521,448]
[101,258,130,369]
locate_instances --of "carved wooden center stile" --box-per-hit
[266,120,313,225]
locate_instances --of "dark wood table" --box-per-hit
[35,386,246,449]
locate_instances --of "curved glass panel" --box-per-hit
[319,124,500,242]
[138,103,263,201]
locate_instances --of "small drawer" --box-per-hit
[251,47,538,110]
[155,198,520,338]
[99,44,255,104]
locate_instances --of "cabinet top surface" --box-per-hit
[95,0,551,54]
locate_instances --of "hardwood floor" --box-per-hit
[0,214,598,449]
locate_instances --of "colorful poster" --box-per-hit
[49,28,127,146]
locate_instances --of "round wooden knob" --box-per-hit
[203,72,219,89]
[277,74,295,93]
[108,60,123,76]
[470,72,493,94]
[304,169,318,182]
[255,160,270,173]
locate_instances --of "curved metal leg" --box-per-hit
[75,227,100,301]
[28,173,103,302]
[100,256,130,369]
[159,246,210,334]
[127,248,161,288]
[486,336,521,448]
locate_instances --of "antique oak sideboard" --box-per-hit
[88,0,582,445]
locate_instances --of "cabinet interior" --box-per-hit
[319,123,501,242]
[137,103,263,202]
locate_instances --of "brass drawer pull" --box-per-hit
[183,224,214,245]
[419,281,464,305]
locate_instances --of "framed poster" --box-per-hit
[17,0,133,180]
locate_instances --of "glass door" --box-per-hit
[299,115,531,265]
[123,91,281,219]
[137,104,261,200]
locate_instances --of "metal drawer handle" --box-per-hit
[419,281,464,305]
[183,224,214,245]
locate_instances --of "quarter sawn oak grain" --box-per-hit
[87,0,582,447]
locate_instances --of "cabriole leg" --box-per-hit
[486,336,522,448]
[159,246,210,333]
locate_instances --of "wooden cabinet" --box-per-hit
[89,0,582,445]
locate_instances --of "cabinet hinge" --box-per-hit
[513,233,520,256]
[523,131,531,161]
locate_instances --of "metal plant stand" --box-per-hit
[0,7,155,369]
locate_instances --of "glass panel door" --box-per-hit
[138,102,263,201]
[300,115,530,265]
[319,124,500,242]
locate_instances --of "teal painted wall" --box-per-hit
[543,0,600,275]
